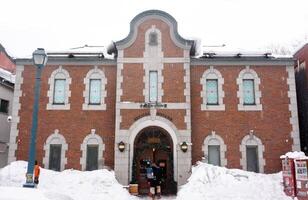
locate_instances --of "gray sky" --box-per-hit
[1,0,308,58]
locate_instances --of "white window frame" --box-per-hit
[43,129,68,171]
[200,66,225,111]
[202,131,227,167]
[82,66,107,110]
[46,66,71,110]
[149,70,158,102]
[80,129,105,170]
[240,131,265,173]
[237,66,262,111]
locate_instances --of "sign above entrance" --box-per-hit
[140,102,167,108]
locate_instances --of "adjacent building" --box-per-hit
[9,10,300,193]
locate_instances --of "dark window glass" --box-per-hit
[206,79,218,105]
[0,99,9,113]
[86,145,98,171]
[149,32,158,46]
[208,145,221,166]
[49,144,62,171]
[243,79,255,105]
[246,146,259,173]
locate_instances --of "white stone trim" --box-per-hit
[237,66,262,111]
[118,102,189,109]
[184,55,191,130]
[46,66,71,110]
[143,26,164,103]
[82,66,107,110]
[80,129,105,170]
[286,65,301,151]
[117,57,190,63]
[240,131,265,172]
[43,129,68,171]
[202,131,227,167]
[8,65,24,163]
[200,66,225,111]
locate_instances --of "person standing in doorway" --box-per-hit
[33,160,40,187]
[152,163,162,198]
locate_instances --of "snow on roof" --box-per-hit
[0,68,15,84]
[280,151,308,159]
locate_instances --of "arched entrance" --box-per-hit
[132,126,177,195]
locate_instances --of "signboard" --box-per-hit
[295,160,308,181]
[0,142,7,153]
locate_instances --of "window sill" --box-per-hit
[201,104,225,111]
[238,104,262,111]
[82,104,106,110]
[46,103,70,110]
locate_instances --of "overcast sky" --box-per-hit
[1,0,307,58]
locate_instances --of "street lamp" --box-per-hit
[23,48,47,188]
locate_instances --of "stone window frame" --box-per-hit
[202,131,227,167]
[239,131,265,173]
[237,66,262,111]
[46,66,71,110]
[82,66,107,110]
[143,25,164,103]
[43,129,68,171]
[80,129,105,170]
[200,66,225,111]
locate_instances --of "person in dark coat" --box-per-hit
[152,163,162,198]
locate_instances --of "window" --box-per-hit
[208,145,221,166]
[149,32,158,46]
[49,144,62,171]
[86,145,99,171]
[200,67,225,111]
[149,71,158,102]
[206,79,218,105]
[89,79,101,105]
[47,66,71,110]
[0,99,9,113]
[243,79,255,105]
[246,146,259,172]
[202,131,227,167]
[237,66,262,111]
[53,79,66,104]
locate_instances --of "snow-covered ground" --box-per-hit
[0,161,135,200]
[0,160,293,200]
[177,161,292,200]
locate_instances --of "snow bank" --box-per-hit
[280,151,308,159]
[0,161,135,200]
[177,162,292,200]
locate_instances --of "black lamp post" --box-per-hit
[23,48,47,188]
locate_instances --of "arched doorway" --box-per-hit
[132,126,177,195]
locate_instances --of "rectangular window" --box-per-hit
[86,145,98,171]
[243,79,255,105]
[49,144,62,171]
[0,99,9,114]
[53,79,66,104]
[89,79,101,105]
[149,71,158,102]
[206,79,218,105]
[246,146,259,173]
[208,145,221,166]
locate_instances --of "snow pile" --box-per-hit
[0,161,135,200]
[177,162,292,200]
[280,151,308,159]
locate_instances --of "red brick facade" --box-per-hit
[10,10,299,186]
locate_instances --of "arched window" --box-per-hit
[82,66,107,110]
[43,129,68,171]
[46,66,71,110]
[202,131,227,167]
[237,66,262,111]
[200,66,225,111]
[240,131,265,173]
[80,129,105,171]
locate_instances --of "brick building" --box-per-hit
[9,10,300,192]
[294,43,308,154]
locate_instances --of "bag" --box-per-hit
[146,167,154,179]
[34,177,39,184]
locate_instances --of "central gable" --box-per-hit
[115,10,195,57]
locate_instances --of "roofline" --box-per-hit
[191,57,294,66]
[293,43,308,57]
[0,43,15,64]
[15,57,116,66]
